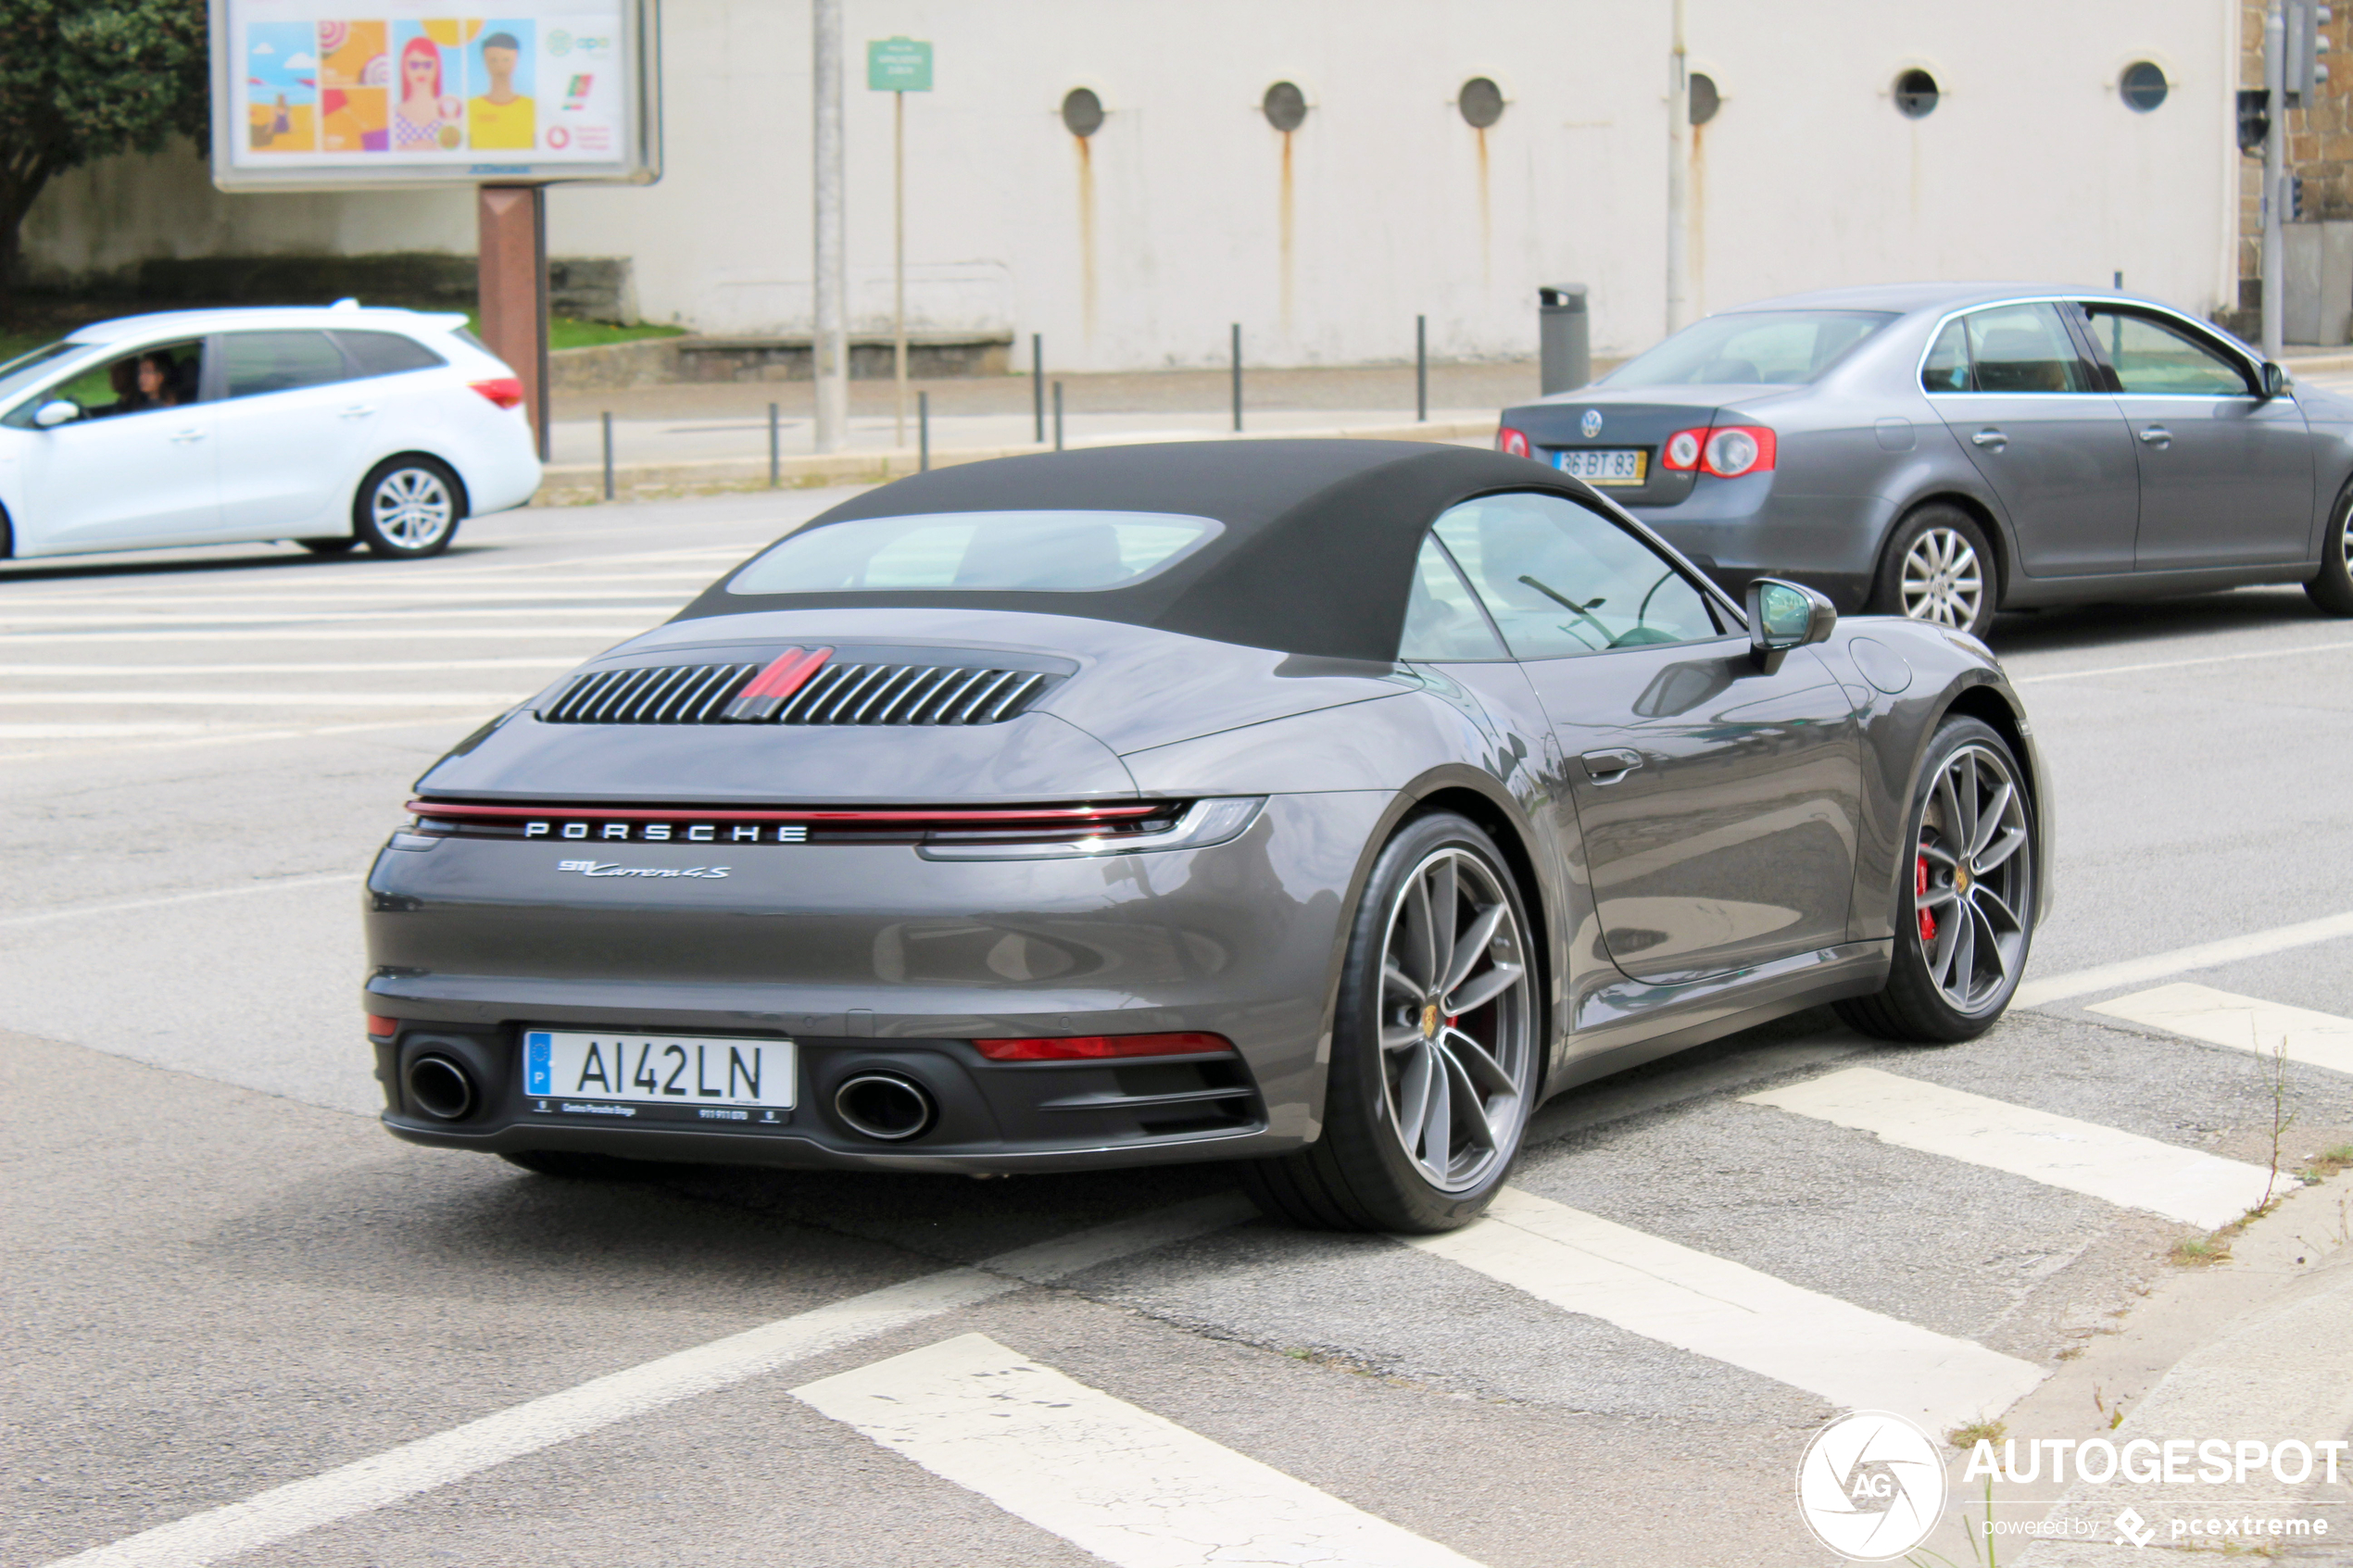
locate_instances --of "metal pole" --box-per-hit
[893,87,908,448]
[1416,314,1428,422]
[1664,0,1692,334]
[2265,0,2286,360]
[1031,332,1044,443]
[812,0,849,453]
[767,401,780,487]
[600,410,613,500]
[918,389,930,471]
[1230,322,1242,433]
[1052,380,1064,451]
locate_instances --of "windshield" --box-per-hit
[0,340,93,409]
[726,509,1224,595]
[1604,310,1897,388]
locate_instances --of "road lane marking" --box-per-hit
[0,605,679,627]
[40,1197,1255,1568]
[1743,1067,2275,1230]
[0,659,579,676]
[0,690,538,707]
[2009,638,2353,684]
[0,627,652,645]
[0,715,498,764]
[2015,911,2353,1007]
[0,873,365,929]
[2088,983,2353,1076]
[1403,1186,2043,1431]
[796,1333,1481,1568]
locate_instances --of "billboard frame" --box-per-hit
[207,0,661,192]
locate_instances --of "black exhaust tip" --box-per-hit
[833,1073,937,1141]
[407,1054,477,1121]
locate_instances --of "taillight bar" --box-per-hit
[407,799,1169,826]
[973,1032,1234,1061]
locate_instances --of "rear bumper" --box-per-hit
[1631,480,1890,611]
[362,791,1388,1172]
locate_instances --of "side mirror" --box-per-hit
[2261,361,2291,398]
[31,399,77,429]
[1745,577,1837,674]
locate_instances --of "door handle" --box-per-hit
[1969,428,2007,450]
[340,405,376,419]
[2138,425,2172,446]
[1581,747,1644,784]
[169,429,205,444]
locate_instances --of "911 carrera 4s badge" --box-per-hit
[555,860,731,878]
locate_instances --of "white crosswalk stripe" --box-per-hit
[2089,982,2353,1075]
[1403,1185,2044,1432]
[795,1333,1483,1568]
[1743,1066,2275,1229]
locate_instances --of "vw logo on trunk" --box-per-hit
[1580,409,1604,438]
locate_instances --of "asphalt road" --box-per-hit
[5,495,2352,1568]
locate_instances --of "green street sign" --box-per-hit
[868,37,933,92]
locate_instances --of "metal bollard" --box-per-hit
[1230,323,1243,433]
[600,410,614,500]
[1032,333,1045,444]
[1052,381,1064,451]
[767,402,780,488]
[918,390,930,472]
[1538,285,1591,395]
[1416,314,1428,422]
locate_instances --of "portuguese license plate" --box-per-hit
[522,1029,797,1115]
[1554,447,1648,485]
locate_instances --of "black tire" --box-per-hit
[1239,811,1541,1233]
[297,536,360,555]
[354,456,464,558]
[1869,504,1998,639]
[2307,481,2353,616]
[498,1148,642,1179]
[1836,717,2037,1044]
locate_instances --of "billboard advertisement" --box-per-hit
[209,0,659,189]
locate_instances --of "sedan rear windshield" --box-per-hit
[725,509,1224,595]
[1604,309,1897,388]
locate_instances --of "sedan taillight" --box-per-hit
[1663,428,1706,470]
[1496,425,1531,458]
[1702,425,1777,477]
[470,376,525,409]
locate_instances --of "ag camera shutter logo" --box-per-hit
[1795,1411,1947,1561]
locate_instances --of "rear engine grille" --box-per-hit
[541,653,1054,726]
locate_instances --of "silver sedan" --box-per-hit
[1500,282,2353,636]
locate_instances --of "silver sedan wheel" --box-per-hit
[370,468,456,550]
[1377,847,1535,1192]
[1914,742,2032,1011]
[1899,526,1984,629]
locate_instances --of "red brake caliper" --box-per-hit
[1916,853,1937,943]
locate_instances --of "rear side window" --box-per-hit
[221,331,351,398]
[727,509,1224,595]
[1432,492,1723,658]
[1924,304,2097,395]
[1400,536,1508,660]
[331,330,447,377]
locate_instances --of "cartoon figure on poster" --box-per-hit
[319,20,391,152]
[391,22,466,151]
[468,22,537,150]
[245,21,320,152]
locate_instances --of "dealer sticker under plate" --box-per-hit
[522,1030,797,1118]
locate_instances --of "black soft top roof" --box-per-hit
[675,440,1601,661]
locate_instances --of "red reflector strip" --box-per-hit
[723,646,834,721]
[407,799,1167,826]
[973,1032,1234,1061]
[366,1014,399,1037]
[469,376,525,409]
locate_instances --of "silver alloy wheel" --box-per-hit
[1376,847,1535,1192]
[1898,525,1984,628]
[1914,742,2032,1012]
[371,467,455,550]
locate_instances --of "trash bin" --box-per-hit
[1539,285,1590,395]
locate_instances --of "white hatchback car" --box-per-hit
[0,304,543,563]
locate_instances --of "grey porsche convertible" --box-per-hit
[364,440,2051,1233]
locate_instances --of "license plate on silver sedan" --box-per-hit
[1554,447,1648,485]
[522,1029,796,1112]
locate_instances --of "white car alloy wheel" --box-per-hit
[1898,525,1983,629]
[371,466,455,551]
